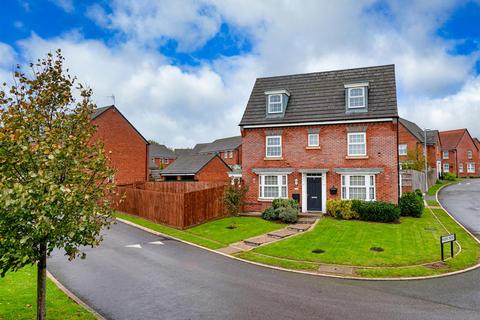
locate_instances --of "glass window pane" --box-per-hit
[349,187,366,200]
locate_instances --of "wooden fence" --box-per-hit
[112,181,228,229]
[400,169,437,194]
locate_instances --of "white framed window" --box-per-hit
[443,163,450,172]
[443,151,449,159]
[229,151,233,158]
[347,87,366,109]
[268,94,282,114]
[224,152,228,159]
[347,132,366,156]
[468,149,473,159]
[399,144,408,156]
[259,175,287,199]
[266,135,282,158]
[308,133,319,147]
[467,162,475,173]
[459,163,464,173]
[341,175,375,201]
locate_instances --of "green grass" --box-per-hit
[246,208,479,272]
[114,212,284,249]
[426,199,440,207]
[427,179,461,196]
[0,266,95,320]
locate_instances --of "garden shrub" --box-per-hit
[272,198,299,210]
[261,207,278,221]
[414,189,423,198]
[442,172,456,181]
[355,201,400,222]
[399,192,424,217]
[277,206,299,223]
[326,199,358,220]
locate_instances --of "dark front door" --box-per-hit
[307,177,322,211]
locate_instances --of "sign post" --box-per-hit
[440,234,456,261]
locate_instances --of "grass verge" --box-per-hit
[240,208,479,278]
[0,266,95,320]
[114,212,284,249]
[427,179,462,196]
[426,199,440,207]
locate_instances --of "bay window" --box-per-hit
[341,175,375,201]
[259,175,287,199]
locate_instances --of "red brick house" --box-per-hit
[92,105,149,184]
[239,65,399,213]
[148,142,177,180]
[198,136,242,167]
[440,129,479,178]
[475,138,480,172]
[398,118,442,176]
[160,153,231,182]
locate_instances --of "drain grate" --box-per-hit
[370,247,384,252]
[312,249,325,254]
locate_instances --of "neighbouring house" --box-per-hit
[475,138,480,172]
[174,148,195,157]
[398,118,442,176]
[148,142,177,180]
[239,65,399,213]
[160,153,231,182]
[92,105,149,185]
[198,136,242,167]
[440,129,479,178]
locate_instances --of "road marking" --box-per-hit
[124,244,142,248]
[149,241,165,245]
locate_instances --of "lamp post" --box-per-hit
[424,129,431,193]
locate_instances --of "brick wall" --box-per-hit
[241,121,399,212]
[195,156,231,182]
[398,123,440,170]
[217,146,242,167]
[454,133,479,177]
[92,108,148,184]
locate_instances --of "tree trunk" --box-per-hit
[37,242,47,320]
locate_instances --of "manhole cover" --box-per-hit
[370,247,384,252]
[312,249,325,254]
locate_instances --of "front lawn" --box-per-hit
[114,212,284,249]
[240,208,480,277]
[0,267,95,320]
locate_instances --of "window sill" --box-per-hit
[305,146,321,150]
[345,155,369,160]
[264,157,284,161]
[258,197,287,202]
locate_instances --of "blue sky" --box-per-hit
[1,0,480,146]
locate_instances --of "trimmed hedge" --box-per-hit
[326,199,358,220]
[262,198,299,223]
[272,198,299,210]
[442,172,456,181]
[353,201,400,222]
[399,192,424,217]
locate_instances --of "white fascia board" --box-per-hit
[344,82,369,88]
[242,117,394,129]
[264,89,291,96]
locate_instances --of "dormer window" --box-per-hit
[265,89,290,116]
[345,82,368,111]
[268,94,282,113]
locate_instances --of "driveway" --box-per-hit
[438,179,480,237]
[48,221,480,320]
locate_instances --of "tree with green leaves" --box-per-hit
[223,180,249,218]
[0,50,115,320]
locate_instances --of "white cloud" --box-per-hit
[87,0,222,51]
[48,0,74,13]
[2,0,480,145]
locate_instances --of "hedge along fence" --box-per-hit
[113,181,228,229]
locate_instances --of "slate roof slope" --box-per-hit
[193,143,210,154]
[91,106,111,119]
[239,65,398,126]
[399,118,438,145]
[199,136,242,153]
[439,129,467,150]
[174,148,195,157]
[161,153,218,175]
[149,142,176,158]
